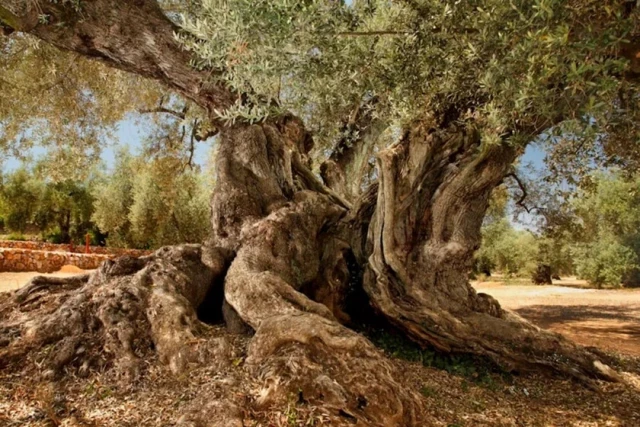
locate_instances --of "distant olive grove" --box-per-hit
[0,150,211,249]
[3,158,639,288]
[475,171,640,288]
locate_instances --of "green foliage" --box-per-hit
[572,236,636,288]
[536,236,574,277]
[34,179,96,243]
[0,167,98,243]
[481,171,640,287]
[569,172,640,287]
[0,34,166,178]
[476,219,539,276]
[0,153,211,249]
[0,168,42,233]
[5,232,26,241]
[181,0,638,154]
[90,150,135,246]
[91,149,212,249]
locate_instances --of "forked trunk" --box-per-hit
[207,120,424,425]
[0,118,620,426]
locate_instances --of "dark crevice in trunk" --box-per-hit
[197,250,254,335]
[342,250,379,327]
[196,271,227,325]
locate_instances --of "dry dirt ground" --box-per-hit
[0,269,89,294]
[1,273,639,426]
[474,279,640,357]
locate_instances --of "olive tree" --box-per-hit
[0,1,638,424]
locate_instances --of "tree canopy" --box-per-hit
[180,0,639,157]
[1,0,638,179]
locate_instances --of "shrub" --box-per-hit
[6,232,27,241]
[572,237,637,288]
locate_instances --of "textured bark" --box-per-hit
[0,245,232,378]
[0,0,235,115]
[211,122,424,425]
[320,101,382,203]
[532,264,553,285]
[363,122,619,383]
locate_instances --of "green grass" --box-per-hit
[368,328,512,388]
[4,232,27,241]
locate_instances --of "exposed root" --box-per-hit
[367,268,621,385]
[0,245,231,379]
[223,192,425,425]
[247,313,423,426]
[13,274,90,305]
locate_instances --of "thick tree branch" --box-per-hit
[5,0,236,121]
[320,98,380,201]
[292,154,352,210]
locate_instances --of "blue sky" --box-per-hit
[3,117,211,173]
[4,116,546,173]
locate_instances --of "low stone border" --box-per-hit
[1,248,111,273]
[0,240,151,257]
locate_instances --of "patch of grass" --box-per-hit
[5,232,27,241]
[419,385,437,398]
[369,328,512,388]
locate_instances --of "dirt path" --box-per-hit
[474,281,640,356]
[0,270,89,293]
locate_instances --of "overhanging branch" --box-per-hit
[505,172,543,215]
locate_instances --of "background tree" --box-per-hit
[92,149,212,248]
[0,166,98,243]
[0,168,42,234]
[33,179,96,243]
[480,170,640,288]
[570,172,640,287]
[477,219,539,277]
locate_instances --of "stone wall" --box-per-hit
[0,249,111,273]
[0,240,152,273]
[0,240,151,257]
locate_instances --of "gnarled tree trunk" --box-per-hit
[0,1,622,425]
[362,121,618,383]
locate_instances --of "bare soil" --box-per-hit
[474,280,640,357]
[0,270,91,293]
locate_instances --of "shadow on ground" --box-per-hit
[516,304,640,357]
